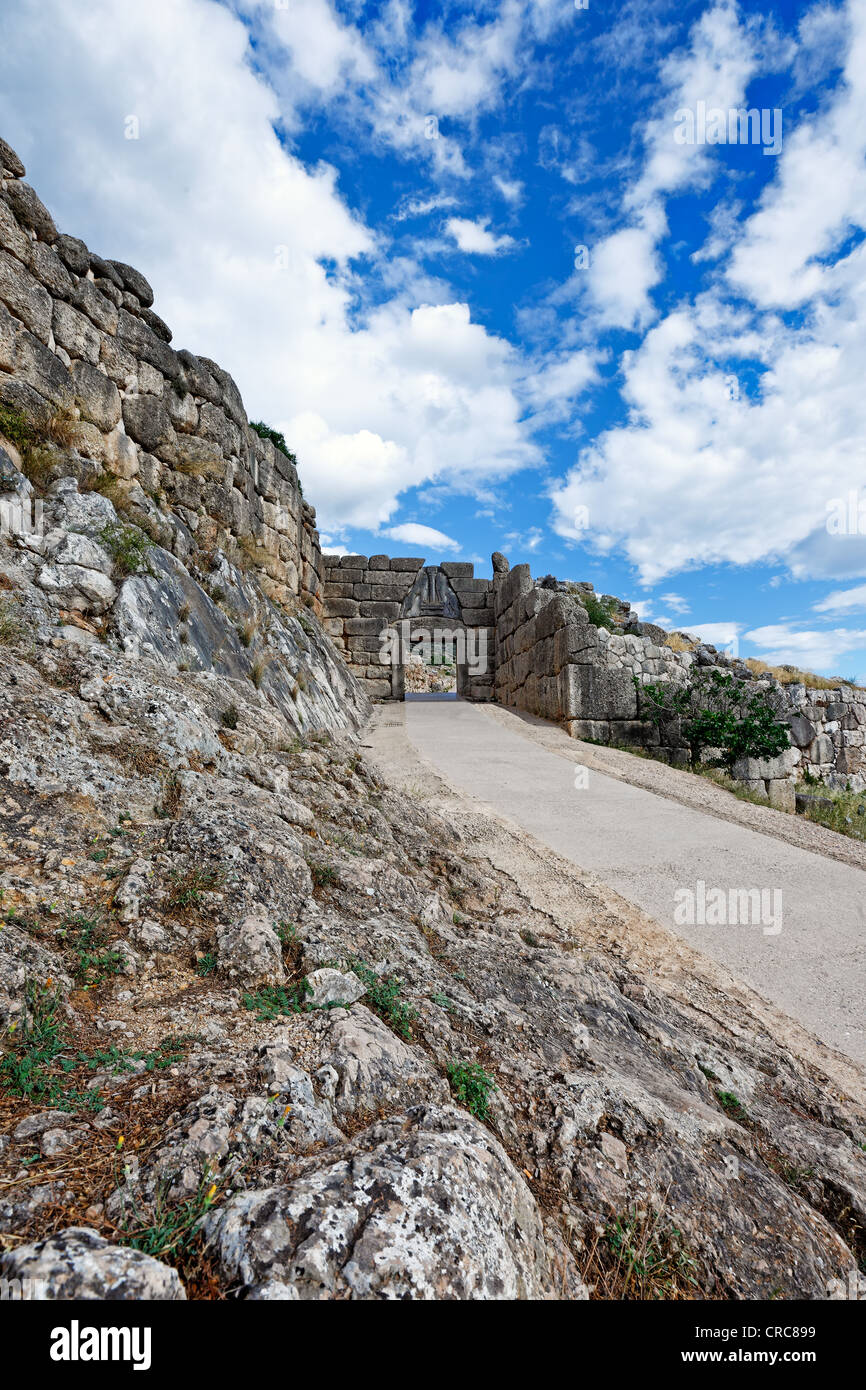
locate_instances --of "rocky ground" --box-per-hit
[0,461,865,1301]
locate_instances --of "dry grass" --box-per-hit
[173,456,225,480]
[744,658,865,691]
[0,595,23,644]
[579,1193,705,1300]
[664,633,699,653]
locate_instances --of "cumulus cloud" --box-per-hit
[813,583,866,614]
[0,0,542,534]
[550,1,866,588]
[445,216,517,255]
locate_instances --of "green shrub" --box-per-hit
[250,420,297,464]
[99,521,154,576]
[446,1060,497,1121]
[638,669,789,770]
[350,960,417,1039]
[577,591,619,631]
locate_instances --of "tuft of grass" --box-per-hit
[350,960,417,1039]
[167,864,226,911]
[446,1060,497,1121]
[583,1205,701,1300]
[98,521,154,576]
[0,595,23,644]
[118,1169,222,1261]
[744,658,865,692]
[798,785,866,843]
[248,655,269,689]
[0,982,67,1105]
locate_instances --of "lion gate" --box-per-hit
[321,555,495,701]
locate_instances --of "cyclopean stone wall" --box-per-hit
[321,555,495,700]
[0,135,322,615]
[492,561,866,806]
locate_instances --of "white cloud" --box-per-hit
[813,583,866,614]
[0,0,540,535]
[445,216,516,255]
[744,623,866,674]
[551,199,866,584]
[685,621,742,649]
[659,592,691,614]
[493,175,524,204]
[382,523,460,552]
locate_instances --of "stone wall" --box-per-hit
[322,554,495,700]
[493,559,866,805]
[0,135,322,615]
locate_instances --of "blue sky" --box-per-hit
[3,0,866,677]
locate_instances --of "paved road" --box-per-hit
[403,697,866,1065]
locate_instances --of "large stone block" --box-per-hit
[13,330,73,409]
[70,277,118,335]
[440,561,474,577]
[559,662,638,721]
[4,180,56,242]
[52,299,101,363]
[71,359,121,431]
[122,394,174,452]
[360,599,402,618]
[390,556,425,571]
[0,248,52,342]
[326,598,360,618]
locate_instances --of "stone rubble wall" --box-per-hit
[0,136,322,615]
[493,560,866,805]
[322,554,495,700]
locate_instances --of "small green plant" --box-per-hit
[118,1168,221,1261]
[350,960,417,1039]
[195,951,217,977]
[220,704,239,730]
[0,402,37,455]
[310,862,340,890]
[0,982,67,1104]
[602,1208,699,1300]
[446,1060,497,1121]
[167,864,226,910]
[716,1089,749,1122]
[242,981,312,1020]
[61,911,123,986]
[98,521,154,576]
[249,421,297,464]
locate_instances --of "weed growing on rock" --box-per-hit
[98,521,154,576]
[446,1061,496,1121]
[242,981,312,1020]
[350,960,417,1039]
